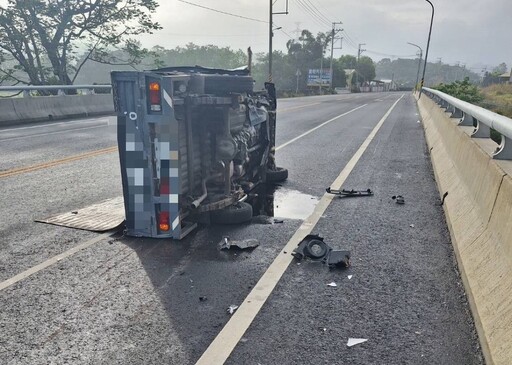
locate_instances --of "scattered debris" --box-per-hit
[199,296,207,302]
[415,331,422,335]
[348,275,353,280]
[326,250,351,268]
[347,338,368,347]
[326,188,373,198]
[327,282,337,287]
[220,237,259,250]
[71,211,78,215]
[227,305,239,315]
[410,224,415,228]
[292,234,351,269]
[417,120,421,124]
[273,219,284,224]
[240,338,249,343]
[440,191,449,206]
[392,195,405,204]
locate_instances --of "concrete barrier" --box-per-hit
[0,94,114,126]
[418,95,512,365]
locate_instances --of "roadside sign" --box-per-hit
[307,69,331,87]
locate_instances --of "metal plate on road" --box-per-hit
[36,197,125,232]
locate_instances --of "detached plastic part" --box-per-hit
[325,250,351,268]
[292,234,351,268]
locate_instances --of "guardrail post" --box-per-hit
[471,120,491,138]
[23,90,31,98]
[459,112,475,126]
[58,89,65,96]
[451,107,463,118]
[493,135,512,160]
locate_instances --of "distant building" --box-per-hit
[376,79,398,91]
[499,70,511,84]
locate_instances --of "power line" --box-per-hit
[303,0,331,24]
[294,0,331,28]
[342,30,358,48]
[159,32,269,38]
[176,0,268,24]
[365,49,417,58]
[279,29,294,39]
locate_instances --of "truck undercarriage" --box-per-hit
[111,66,287,239]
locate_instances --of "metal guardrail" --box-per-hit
[0,84,112,97]
[423,87,512,160]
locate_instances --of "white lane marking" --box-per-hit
[196,94,405,365]
[0,232,112,292]
[0,118,111,132]
[276,104,368,151]
[0,124,109,142]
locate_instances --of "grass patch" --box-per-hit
[479,84,512,118]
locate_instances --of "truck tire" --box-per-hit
[266,167,288,183]
[211,202,253,225]
[204,75,254,94]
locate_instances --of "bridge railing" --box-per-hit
[422,87,512,160]
[0,84,112,97]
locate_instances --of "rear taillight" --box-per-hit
[159,211,170,232]
[148,81,162,112]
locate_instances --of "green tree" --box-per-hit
[338,55,357,69]
[357,56,376,83]
[493,62,508,75]
[285,30,332,90]
[434,77,483,103]
[0,0,160,86]
[158,43,247,69]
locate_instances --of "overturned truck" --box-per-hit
[111,66,287,239]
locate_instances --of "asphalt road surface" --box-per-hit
[0,92,483,364]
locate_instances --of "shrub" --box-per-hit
[434,77,483,104]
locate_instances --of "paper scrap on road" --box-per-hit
[327,282,337,287]
[347,338,368,347]
[348,275,353,280]
[227,305,239,315]
[410,224,415,228]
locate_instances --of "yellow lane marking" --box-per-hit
[0,146,118,179]
[196,94,405,365]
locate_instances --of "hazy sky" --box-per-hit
[137,0,511,73]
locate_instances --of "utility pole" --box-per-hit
[268,0,289,82]
[418,0,434,98]
[329,21,343,91]
[356,43,366,90]
[269,0,273,82]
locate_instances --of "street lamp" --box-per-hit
[419,0,434,98]
[407,42,423,92]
